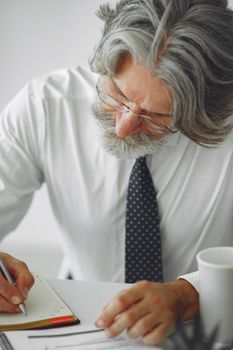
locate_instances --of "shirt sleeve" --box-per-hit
[178,270,199,292]
[0,82,45,239]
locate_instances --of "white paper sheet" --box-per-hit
[3,328,162,350]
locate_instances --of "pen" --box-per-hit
[0,257,27,316]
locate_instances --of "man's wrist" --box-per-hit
[166,278,199,321]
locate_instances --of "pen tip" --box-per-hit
[20,304,27,316]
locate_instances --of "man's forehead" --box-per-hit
[114,55,173,113]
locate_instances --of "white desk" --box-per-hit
[2,279,227,350]
[50,278,129,330]
[3,279,165,350]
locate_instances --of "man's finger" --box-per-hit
[127,313,160,339]
[142,322,174,346]
[105,299,151,337]
[1,253,34,299]
[95,285,145,328]
[0,294,21,313]
[15,271,34,299]
[0,273,24,305]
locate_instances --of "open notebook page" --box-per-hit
[0,273,78,330]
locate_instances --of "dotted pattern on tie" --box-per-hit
[125,156,163,283]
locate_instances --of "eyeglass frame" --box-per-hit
[96,75,178,135]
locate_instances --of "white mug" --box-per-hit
[197,246,233,344]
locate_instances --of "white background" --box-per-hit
[0,0,115,277]
[0,0,232,277]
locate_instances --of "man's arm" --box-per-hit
[95,279,199,346]
[0,82,45,311]
[0,83,44,236]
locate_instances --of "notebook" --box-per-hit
[0,273,79,331]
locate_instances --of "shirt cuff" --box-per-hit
[178,271,199,292]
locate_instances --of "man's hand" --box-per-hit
[95,279,199,346]
[0,252,34,313]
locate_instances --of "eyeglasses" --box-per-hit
[96,75,178,135]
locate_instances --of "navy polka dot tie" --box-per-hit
[125,156,163,283]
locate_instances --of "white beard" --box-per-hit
[90,101,173,159]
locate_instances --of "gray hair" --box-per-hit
[89,0,233,146]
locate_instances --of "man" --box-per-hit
[0,0,232,346]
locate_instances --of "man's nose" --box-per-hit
[115,107,143,138]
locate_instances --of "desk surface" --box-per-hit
[50,278,128,330]
[5,279,161,350]
[4,279,226,350]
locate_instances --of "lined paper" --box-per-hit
[0,273,77,330]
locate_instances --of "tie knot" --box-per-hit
[136,156,146,165]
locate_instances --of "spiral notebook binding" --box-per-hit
[0,333,14,350]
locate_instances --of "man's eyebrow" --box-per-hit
[111,77,171,117]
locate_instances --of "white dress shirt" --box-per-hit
[0,66,232,290]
